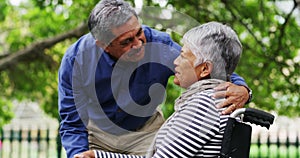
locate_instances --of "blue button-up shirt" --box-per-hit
[58,25,248,158]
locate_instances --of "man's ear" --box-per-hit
[196,61,213,79]
[96,40,110,52]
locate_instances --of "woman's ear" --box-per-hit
[196,61,213,80]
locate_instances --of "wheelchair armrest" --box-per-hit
[230,108,275,129]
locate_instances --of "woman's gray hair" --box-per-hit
[88,0,138,43]
[183,22,242,81]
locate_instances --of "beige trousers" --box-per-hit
[87,109,165,155]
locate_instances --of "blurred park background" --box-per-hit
[0,0,299,157]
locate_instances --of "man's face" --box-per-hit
[103,16,147,62]
[173,44,199,88]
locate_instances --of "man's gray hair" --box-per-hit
[183,21,242,81]
[88,0,138,43]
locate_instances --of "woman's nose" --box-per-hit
[174,56,179,65]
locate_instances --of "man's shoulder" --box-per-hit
[142,25,172,43]
[64,33,99,58]
[61,33,103,69]
[72,33,96,50]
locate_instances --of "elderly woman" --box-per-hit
[74,21,242,158]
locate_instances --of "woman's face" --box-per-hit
[173,45,199,88]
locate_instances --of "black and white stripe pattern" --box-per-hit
[95,89,228,158]
[152,89,228,157]
[95,150,145,158]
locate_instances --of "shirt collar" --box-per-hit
[102,50,117,67]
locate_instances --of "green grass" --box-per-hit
[250,144,300,158]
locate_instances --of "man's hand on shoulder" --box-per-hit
[213,82,250,114]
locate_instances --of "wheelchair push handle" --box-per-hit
[230,108,275,129]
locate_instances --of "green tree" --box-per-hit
[0,0,299,127]
[141,0,300,117]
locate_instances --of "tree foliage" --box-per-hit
[0,0,299,126]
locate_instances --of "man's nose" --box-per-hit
[131,37,142,49]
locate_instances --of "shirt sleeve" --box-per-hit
[58,51,89,158]
[230,72,248,87]
[152,94,220,157]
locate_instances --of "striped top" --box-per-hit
[95,80,229,158]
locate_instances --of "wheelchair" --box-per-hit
[220,108,275,158]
